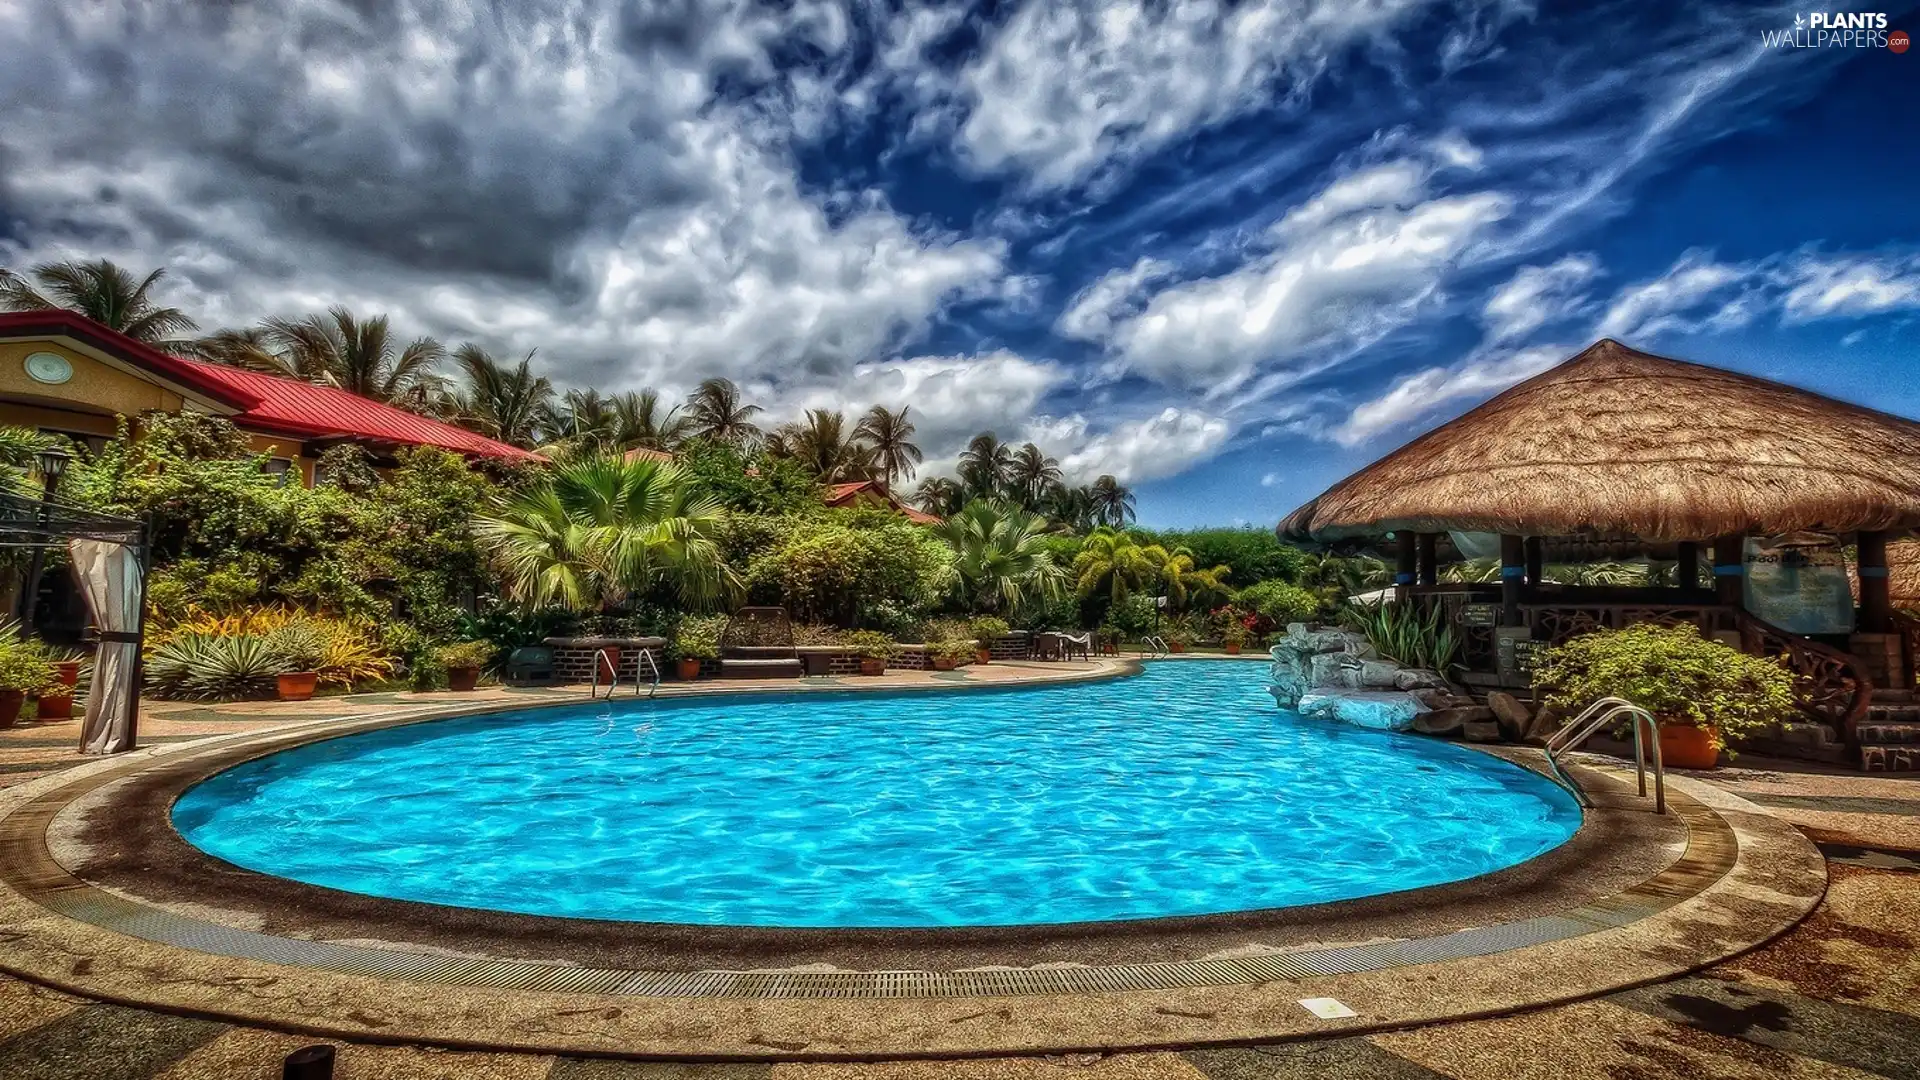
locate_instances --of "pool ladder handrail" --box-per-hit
[1543,696,1665,815]
[590,648,661,700]
[1140,635,1171,657]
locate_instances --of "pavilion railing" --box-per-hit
[1892,609,1920,695]
[1735,609,1873,743]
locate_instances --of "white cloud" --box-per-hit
[1260,472,1281,487]
[1334,343,1564,445]
[1781,254,1920,321]
[1055,257,1175,342]
[955,0,1432,190]
[790,351,1066,464]
[1481,254,1600,343]
[1594,250,1747,341]
[1027,408,1235,484]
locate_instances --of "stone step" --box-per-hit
[1860,744,1920,772]
[718,658,804,679]
[1857,721,1920,744]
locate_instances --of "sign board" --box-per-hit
[1460,604,1499,627]
[1744,536,1852,635]
[1495,627,1542,686]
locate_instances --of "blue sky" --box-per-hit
[2,1,1915,526]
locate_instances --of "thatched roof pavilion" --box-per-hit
[1280,339,1920,544]
[1279,339,1920,745]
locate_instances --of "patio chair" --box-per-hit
[1032,632,1061,661]
[1056,632,1093,662]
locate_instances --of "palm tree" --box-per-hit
[1072,528,1163,604]
[184,327,285,372]
[933,499,1066,613]
[913,476,965,518]
[475,453,739,612]
[684,377,762,445]
[612,390,690,452]
[957,432,1013,499]
[853,405,923,485]
[264,306,444,406]
[1005,442,1062,511]
[1045,484,1099,533]
[768,409,875,483]
[1089,474,1136,527]
[451,344,553,448]
[0,259,199,349]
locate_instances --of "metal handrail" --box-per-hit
[1141,635,1170,657]
[1543,695,1665,814]
[636,648,661,699]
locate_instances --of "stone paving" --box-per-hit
[1,673,1917,1078]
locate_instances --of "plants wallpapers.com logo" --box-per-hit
[1762,11,1907,49]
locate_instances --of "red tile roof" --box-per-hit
[0,311,537,461]
[622,446,676,464]
[174,359,540,461]
[823,480,942,524]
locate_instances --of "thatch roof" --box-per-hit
[1281,339,1920,544]
[1891,539,1920,609]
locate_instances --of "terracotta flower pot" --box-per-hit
[975,648,992,665]
[36,660,81,720]
[859,657,886,676]
[677,657,702,681]
[447,666,481,692]
[1168,641,1187,654]
[0,689,24,729]
[932,655,957,671]
[276,671,318,702]
[1224,642,1243,655]
[596,646,622,673]
[1659,723,1720,770]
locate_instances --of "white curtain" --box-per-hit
[69,538,142,755]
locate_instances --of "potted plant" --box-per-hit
[930,639,971,671]
[36,652,83,719]
[434,640,496,692]
[1163,618,1194,653]
[1221,621,1248,655]
[1532,623,1795,770]
[0,637,57,728]
[845,630,894,676]
[673,615,726,681]
[265,622,326,701]
[969,617,1010,665]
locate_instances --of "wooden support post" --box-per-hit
[1712,533,1747,608]
[1395,535,1417,602]
[1677,542,1700,591]
[1524,536,1545,586]
[1859,529,1892,633]
[1500,534,1525,626]
[1416,532,1438,587]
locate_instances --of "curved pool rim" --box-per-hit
[166,660,1586,931]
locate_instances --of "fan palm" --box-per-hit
[1005,442,1062,511]
[933,499,1066,614]
[768,409,875,483]
[1089,474,1136,527]
[451,345,553,448]
[0,259,200,349]
[684,377,762,445]
[913,476,965,518]
[613,390,690,451]
[474,453,739,612]
[1045,484,1099,533]
[263,307,444,406]
[1072,528,1164,604]
[957,432,1013,499]
[853,404,923,484]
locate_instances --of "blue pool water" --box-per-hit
[173,662,1580,928]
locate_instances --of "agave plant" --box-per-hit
[145,633,288,700]
[1339,600,1461,675]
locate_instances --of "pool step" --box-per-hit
[719,658,804,679]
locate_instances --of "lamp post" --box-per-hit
[17,447,71,637]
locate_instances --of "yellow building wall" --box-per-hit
[244,432,318,487]
[0,340,185,418]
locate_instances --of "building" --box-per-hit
[0,310,537,482]
[823,480,941,524]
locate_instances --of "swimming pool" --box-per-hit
[172,661,1580,928]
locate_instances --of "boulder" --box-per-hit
[1487,692,1533,741]
[1462,720,1504,743]
[1309,651,1359,688]
[1412,706,1492,736]
[1357,659,1403,688]
[1295,689,1425,732]
[1525,704,1562,742]
[1392,668,1451,691]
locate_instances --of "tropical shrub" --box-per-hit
[263,621,327,673]
[1104,593,1161,636]
[931,639,975,664]
[1340,600,1460,675]
[843,630,895,660]
[157,607,391,688]
[434,640,497,671]
[1234,579,1322,630]
[146,634,287,700]
[745,509,952,625]
[1531,624,1796,750]
[935,500,1065,614]
[968,616,1011,644]
[0,636,58,694]
[672,614,727,661]
[1141,528,1311,586]
[791,624,845,646]
[1162,613,1202,647]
